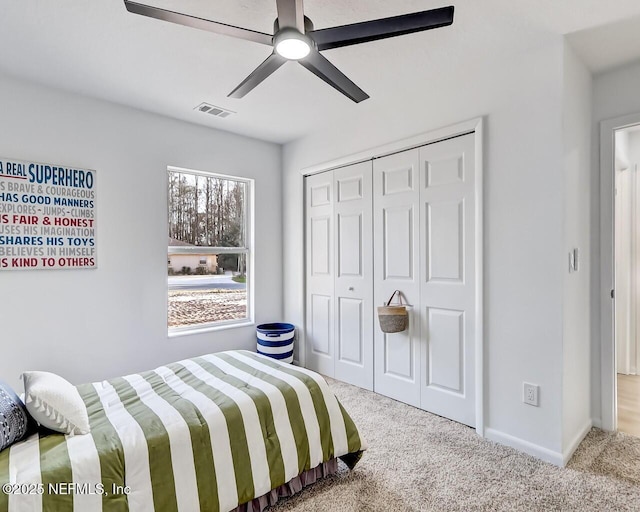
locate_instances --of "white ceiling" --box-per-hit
[2,0,640,144]
[567,14,640,74]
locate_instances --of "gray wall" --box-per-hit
[283,36,569,460]
[0,74,283,390]
[561,44,593,456]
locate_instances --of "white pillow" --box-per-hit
[22,371,90,436]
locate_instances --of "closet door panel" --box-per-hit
[310,294,332,355]
[383,206,414,279]
[426,307,464,392]
[338,213,363,276]
[426,200,464,282]
[374,150,421,406]
[334,162,374,390]
[310,217,331,275]
[383,324,417,381]
[338,297,363,363]
[305,172,335,376]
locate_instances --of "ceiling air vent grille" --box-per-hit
[194,102,234,118]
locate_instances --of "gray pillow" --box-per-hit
[0,380,30,451]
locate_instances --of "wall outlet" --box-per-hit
[523,382,539,406]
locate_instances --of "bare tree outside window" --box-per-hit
[167,168,250,330]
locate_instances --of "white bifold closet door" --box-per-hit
[418,133,476,427]
[305,161,374,390]
[373,133,476,426]
[373,149,422,407]
[305,171,334,377]
[305,132,477,427]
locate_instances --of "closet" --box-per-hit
[304,132,478,427]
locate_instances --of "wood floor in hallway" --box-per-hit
[618,373,640,437]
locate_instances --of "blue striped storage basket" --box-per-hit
[256,323,295,364]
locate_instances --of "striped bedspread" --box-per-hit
[0,350,366,512]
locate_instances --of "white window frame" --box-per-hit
[167,165,254,336]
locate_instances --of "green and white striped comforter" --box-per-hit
[0,350,366,512]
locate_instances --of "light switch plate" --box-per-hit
[568,248,579,273]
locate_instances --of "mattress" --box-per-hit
[0,350,366,511]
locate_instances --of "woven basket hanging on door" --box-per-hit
[377,290,408,333]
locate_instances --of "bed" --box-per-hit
[0,350,366,511]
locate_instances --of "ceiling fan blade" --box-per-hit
[308,6,454,51]
[300,51,369,103]
[276,0,305,32]
[228,53,287,98]
[124,0,273,46]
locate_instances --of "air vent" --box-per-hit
[194,102,235,118]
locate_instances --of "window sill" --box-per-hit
[168,320,255,339]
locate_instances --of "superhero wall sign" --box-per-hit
[0,157,96,270]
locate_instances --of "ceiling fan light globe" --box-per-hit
[275,37,311,60]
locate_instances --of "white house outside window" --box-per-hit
[167,166,252,333]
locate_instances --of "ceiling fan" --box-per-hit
[124,1,454,103]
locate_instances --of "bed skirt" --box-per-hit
[232,459,339,512]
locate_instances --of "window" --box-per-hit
[167,167,252,333]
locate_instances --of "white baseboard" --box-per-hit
[591,417,602,429]
[562,419,592,466]
[485,428,564,466]
[485,420,593,467]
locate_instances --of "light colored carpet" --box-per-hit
[270,378,640,511]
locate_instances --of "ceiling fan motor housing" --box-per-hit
[273,16,314,35]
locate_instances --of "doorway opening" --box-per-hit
[614,124,640,437]
[599,112,640,433]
